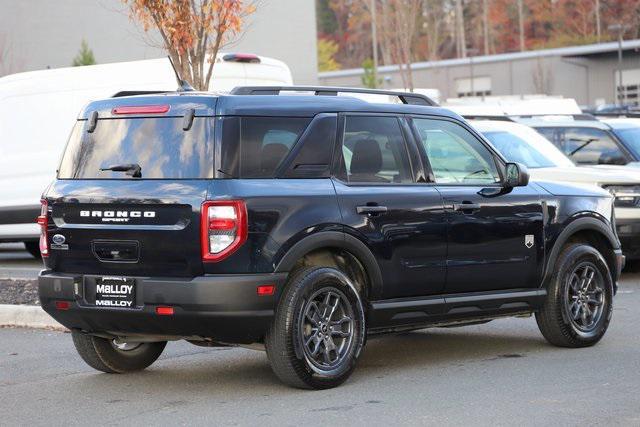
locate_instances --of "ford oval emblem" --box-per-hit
[52,234,66,245]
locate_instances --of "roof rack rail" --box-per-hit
[592,112,640,119]
[230,86,438,106]
[461,115,515,122]
[512,113,597,121]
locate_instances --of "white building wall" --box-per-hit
[0,0,317,83]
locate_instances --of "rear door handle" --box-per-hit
[356,206,388,215]
[453,203,481,212]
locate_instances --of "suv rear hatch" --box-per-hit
[43,96,216,277]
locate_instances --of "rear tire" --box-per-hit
[71,330,166,373]
[265,267,366,389]
[536,244,613,348]
[24,241,41,258]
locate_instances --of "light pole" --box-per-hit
[370,0,378,88]
[467,48,479,98]
[608,23,627,106]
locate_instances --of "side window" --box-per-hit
[341,116,413,183]
[539,127,628,166]
[413,118,500,184]
[220,117,310,178]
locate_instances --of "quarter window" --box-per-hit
[340,116,413,184]
[220,117,311,178]
[413,118,500,184]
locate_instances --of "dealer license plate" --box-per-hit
[95,276,136,308]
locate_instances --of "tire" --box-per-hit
[71,330,166,373]
[24,241,41,258]
[536,243,614,348]
[265,267,366,389]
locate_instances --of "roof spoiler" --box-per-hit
[230,86,438,106]
[112,91,169,98]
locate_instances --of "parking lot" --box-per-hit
[2,244,639,426]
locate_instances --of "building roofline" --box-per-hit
[319,39,640,79]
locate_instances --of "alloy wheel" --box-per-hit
[299,287,355,372]
[564,262,605,332]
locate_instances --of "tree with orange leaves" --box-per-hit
[124,0,256,91]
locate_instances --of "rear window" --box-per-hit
[220,117,311,178]
[58,117,214,179]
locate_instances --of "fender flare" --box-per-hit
[543,216,620,284]
[274,231,384,299]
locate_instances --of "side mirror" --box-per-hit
[504,162,530,188]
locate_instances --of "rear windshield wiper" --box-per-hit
[100,163,142,178]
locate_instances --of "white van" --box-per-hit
[0,53,293,256]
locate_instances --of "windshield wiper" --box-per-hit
[217,168,237,178]
[568,138,597,157]
[100,163,142,178]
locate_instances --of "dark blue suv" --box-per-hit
[38,87,624,389]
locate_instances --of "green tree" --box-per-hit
[318,38,340,72]
[72,39,96,66]
[316,0,337,35]
[361,58,381,89]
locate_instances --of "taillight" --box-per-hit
[201,200,247,262]
[36,199,49,257]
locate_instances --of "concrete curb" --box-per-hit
[0,304,66,330]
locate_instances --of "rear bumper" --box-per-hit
[0,223,39,242]
[617,219,640,260]
[0,205,40,241]
[38,271,288,344]
[614,249,625,285]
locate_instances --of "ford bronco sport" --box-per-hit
[38,86,624,389]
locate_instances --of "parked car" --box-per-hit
[516,117,640,168]
[584,104,639,115]
[471,119,640,260]
[39,87,623,389]
[600,118,640,162]
[0,53,293,257]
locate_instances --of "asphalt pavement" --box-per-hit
[2,270,640,425]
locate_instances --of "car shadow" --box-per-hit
[76,320,551,395]
[357,326,547,374]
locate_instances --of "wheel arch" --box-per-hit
[544,216,620,286]
[274,231,384,300]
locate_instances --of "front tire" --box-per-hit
[265,267,366,389]
[72,330,166,373]
[536,244,613,348]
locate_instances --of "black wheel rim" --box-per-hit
[299,287,355,372]
[564,262,605,333]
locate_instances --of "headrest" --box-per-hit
[350,138,382,175]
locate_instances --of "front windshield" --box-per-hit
[481,127,575,169]
[613,127,640,159]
